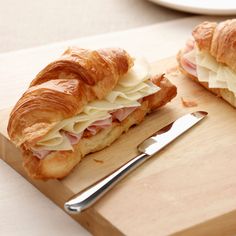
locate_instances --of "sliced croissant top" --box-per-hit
[192,19,236,72]
[8,47,133,149]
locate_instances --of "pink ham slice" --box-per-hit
[32,149,51,160]
[32,132,83,159]
[181,55,197,77]
[181,37,197,77]
[111,106,137,122]
[184,37,194,53]
[32,107,138,159]
[86,117,112,135]
[64,131,83,145]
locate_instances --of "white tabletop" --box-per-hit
[0,1,226,235]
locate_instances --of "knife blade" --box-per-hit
[64,111,207,214]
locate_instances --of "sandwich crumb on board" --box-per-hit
[93,158,104,164]
[181,97,198,107]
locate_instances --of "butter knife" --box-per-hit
[64,111,207,214]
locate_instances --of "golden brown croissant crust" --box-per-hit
[192,19,236,72]
[7,47,133,149]
[22,74,177,180]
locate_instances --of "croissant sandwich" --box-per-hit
[177,19,236,107]
[8,47,177,179]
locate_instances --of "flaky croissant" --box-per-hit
[8,47,133,149]
[193,20,236,72]
[177,19,236,107]
[8,47,177,179]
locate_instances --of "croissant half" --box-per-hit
[8,47,177,179]
[177,19,236,107]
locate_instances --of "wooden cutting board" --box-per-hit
[1,57,236,236]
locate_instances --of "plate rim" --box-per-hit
[148,0,236,15]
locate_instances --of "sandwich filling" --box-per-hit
[32,58,161,159]
[181,38,236,94]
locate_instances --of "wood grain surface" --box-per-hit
[1,57,236,235]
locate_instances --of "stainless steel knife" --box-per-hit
[64,111,208,214]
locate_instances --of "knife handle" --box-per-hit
[64,152,149,214]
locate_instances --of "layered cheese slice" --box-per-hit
[32,58,161,158]
[182,40,236,95]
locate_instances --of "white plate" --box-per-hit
[148,0,236,15]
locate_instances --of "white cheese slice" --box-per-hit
[118,57,150,87]
[208,71,227,88]
[195,48,236,94]
[216,66,228,82]
[64,113,111,134]
[38,133,73,151]
[183,49,196,65]
[196,65,209,82]
[84,100,139,113]
[106,81,159,103]
[38,131,63,146]
[196,50,218,72]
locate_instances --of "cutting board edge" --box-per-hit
[0,133,124,236]
[2,130,236,236]
[174,209,236,236]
